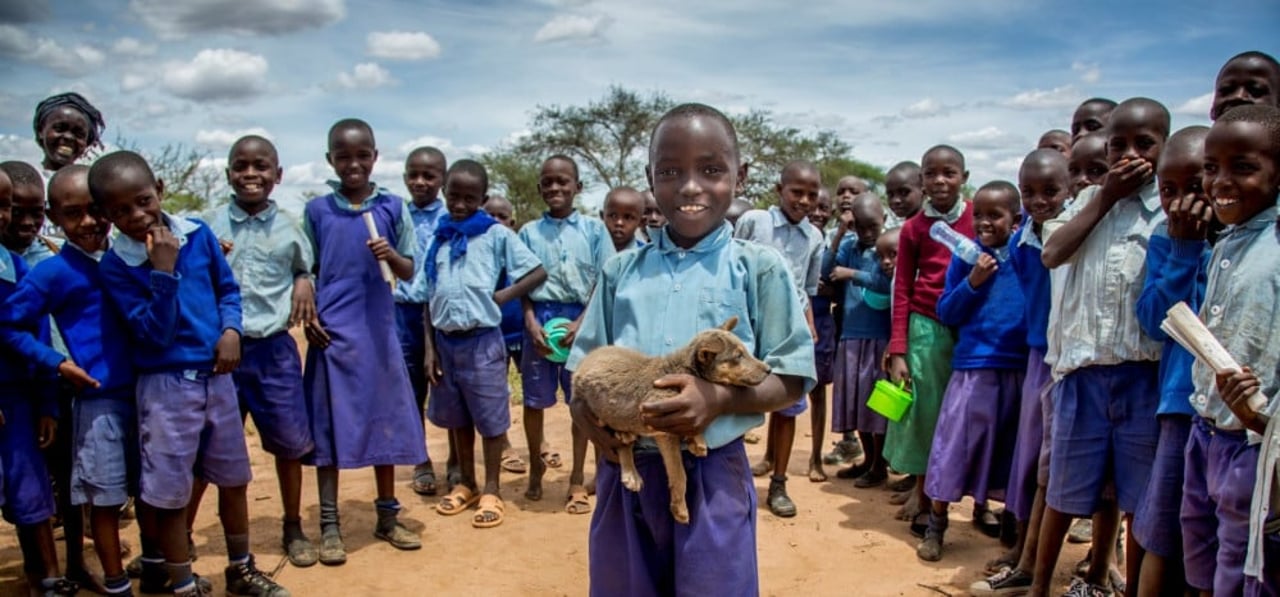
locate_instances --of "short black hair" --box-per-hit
[408,146,447,165]
[446,159,489,194]
[46,164,90,209]
[887,161,921,180]
[1020,148,1070,181]
[327,118,375,149]
[780,160,820,184]
[922,144,966,170]
[544,154,580,180]
[977,180,1021,214]
[1079,97,1118,110]
[0,161,42,188]
[229,134,279,161]
[650,103,740,160]
[1222,51,1280,75]
[1216,104,1280,158]
[87,150,156,205]
[33,92,106,150]
[1114,97,1172,138]
[1161,125,1211,162]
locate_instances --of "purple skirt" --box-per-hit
[1006,350,1051,521]
[925,368,1024,505]
[831,338,889,434]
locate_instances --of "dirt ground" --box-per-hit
[0,340,1092,596]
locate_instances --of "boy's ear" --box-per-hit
[645,165,654,193]
[719,316,738,331]
[325,151,334,167]
[274,166,284,185]
[737,161,749,196]
[962,169,971,185]
[155,177,165,198]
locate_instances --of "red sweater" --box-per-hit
[888,204,975,355]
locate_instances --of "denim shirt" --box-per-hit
[518,211,614,305]
[734,206,824,307]
[426,224,542,333]
[205,201,314,339]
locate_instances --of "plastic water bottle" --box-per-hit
[929,220,982,265]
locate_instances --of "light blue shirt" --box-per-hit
[112,213,201,267]
[1191,206,1280,432]
[567,223,817,450]
[204,201,314,339]
[426,223,542,333]
[397,199,447,304]
[301,182,417,260]
[518,211,614,305]
[733,206,824,306]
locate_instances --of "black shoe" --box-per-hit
[853,469,889,488]
[835,462,870,480]
[40,577,78,596]
[974,505,1002,538]
[225,555,290,596]
[887,474,917,492]
[138,564,212,594]
[767,477,797,518]
[969,567,1032,595]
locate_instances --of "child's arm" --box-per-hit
[207,227,243,374]
[101,226,182,347]
[886,225,918,383]
[367,237,414,281]
[496,266,547,307]
[936,255,987,327]
[422,305,441,385]
[288,224,317,327]
[1219,367,1268,435]
[1042,158,1152,268]
[644,372,808,437]
[0,276,99,389]
[1135,235,1206,340]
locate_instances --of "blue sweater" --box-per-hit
[0,249,56,413]
[823,235,891,340]
[1,246,135,400]
[937,245,1028,370]
[1135,230,1208,417]
[1008,222,1052,352]
[100,220,243,374]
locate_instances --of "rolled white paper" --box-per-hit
[362,212,396,291]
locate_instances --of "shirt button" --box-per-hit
[1210,305,1222,316]
[1221,259,1231,269]
[665,339,673,346]
[673,284,681,292]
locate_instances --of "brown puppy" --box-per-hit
[572,317,770,523]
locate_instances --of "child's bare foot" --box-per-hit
[808,461,827,483]
[888,489,912,505]
[894,492,920,521]
[750,459,773,477]
[525,459,545,501]
[887,474,917,492]
[565,486,592,515]
[743,431,761,444]
[539,442,562,469]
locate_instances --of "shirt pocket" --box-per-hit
[698,287,750,332]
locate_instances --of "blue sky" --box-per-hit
[1,0,1276,212]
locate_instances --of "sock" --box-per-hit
[375,498,400,529]
[282,518,304,542]
[104,573,131,594]
[165,561,193,591]
[225,533,250,565]
[41,577,65,590]
[317,467,339,531]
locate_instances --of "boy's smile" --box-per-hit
[445,171,486,221]
[227,138,282,210]
[100,168,165,243]
[1203,119,1278,226]
[39,106,91,169]
[538,158,581,217]
[647,114,746,249]
[326,126,378,196]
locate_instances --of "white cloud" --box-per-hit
[1175,92,1213,117]
[0,25,104,77]
[396,134,486,159]
[1072,61,1100,84]
[534,14,611,43]
[131,0,345,38]
[947,126,1025,150]
[335,62,394,89]
[901,98,948,119]
[112,37,157,57]
[162,49,269,101]
[367,31,441,60]
[0,133,44,165]
[120,73,148,92]
[195,127,273,148]
[992,156,1027,177]
[1005,85,1082,110]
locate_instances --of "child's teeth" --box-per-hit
[56,146,74,156]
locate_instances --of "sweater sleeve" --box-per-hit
[0,271,65,373]
[1135,235,1206,341]
[205,228,243,336]
[936,256,982,327]
[101,253,181,348]
[888,222,917,355]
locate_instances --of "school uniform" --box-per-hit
[395,199,447,420]
[424,212,541,439]
[497,272,525,361]
[566,223,816,597]
[302,184,427,469]
[517,211,613,409]
[1041,183,1164,517]
[927,243,1027,505]
[207,201,316,460]
[884,200,974,476]
[99,214,251,510]
[734,206,824,417]
[1180,207,1280,595]
[823,235,891,435]
[0,249,56,525]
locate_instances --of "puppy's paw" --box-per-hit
[671,502,690,524]
[688,435,708,457]
[621,471,644,492]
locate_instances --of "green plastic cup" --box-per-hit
[543,317,573,363]
[867,379,913,422]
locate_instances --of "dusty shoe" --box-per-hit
[767,476,797,518]
[1068,518,1093,543]
[916,512,948,562]
[39,577,79,596]
[374,520,422,550]
[1061,577,1112,597]
[318,529,346,566]
[969,567,1032,596]
[284,535,318,568]
[225,555,290,596]
[140,567,212,595]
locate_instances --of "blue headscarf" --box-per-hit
[425,210,500,284]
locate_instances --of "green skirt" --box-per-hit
[883,313,955,475]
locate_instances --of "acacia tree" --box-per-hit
[478,143,544,226]
[117,137,226,213]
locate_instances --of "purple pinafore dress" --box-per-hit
[303,191,427,468]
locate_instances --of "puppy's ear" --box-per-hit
[696,345,718,369]
[719,316,738,332]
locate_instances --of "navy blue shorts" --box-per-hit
[0,394,56,525]
[1133,414,1190,559]
[427,328,512,438]
[235,332,315,460]
[521,301,582,409]
[812,310,836,387]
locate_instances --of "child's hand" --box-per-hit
[304,318,331,349]
[838,210,855,231]
[830,266,857,283]
[570,398,624,463]
[289,277,317,328]
[213,330,241,374]
[558,319,581,349]
[57,360,100,390]
[885,353,911,387]
[643,374,726,437]
[219,239,234,256]
[525,317,552,357]
[367,238,395,261]
[816,280,835,298]
[1217,367,1267,434]
[968,253,998,288]
[146,225,180,273]
[423,345,443,385]
[37,416,56,448]
[1167,193,1213,241]
[1098,157,1153,207]
[492,288,512,307]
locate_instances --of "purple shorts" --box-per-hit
[831,337,889,435]
[0,394,56,525]
[1133,414,1191,559]
[590,439,757,597]
[70,398,139,507]
[1038,380,1057,486]
[234,333,315,460]
[521,301,582,409]
[924,368,1022,505]
[1047,362,1158,516]
[137,371,252,510]
[427,328,512,439]
[812,310,836,386]
[1007,350,1051,521]
[1182,417,1259,594]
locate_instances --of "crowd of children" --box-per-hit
[0,49,1278,597]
